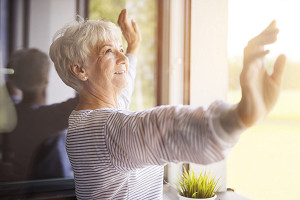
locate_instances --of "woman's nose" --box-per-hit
[116,51,128,66]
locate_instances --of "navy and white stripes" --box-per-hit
[66,54,244,199]
[67,102,241,199]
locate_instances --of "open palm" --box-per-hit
[238,21,286,127]
[118,9,141,55]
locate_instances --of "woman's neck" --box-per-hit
[76,88,119,110]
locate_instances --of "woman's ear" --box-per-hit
[70,64,88,81]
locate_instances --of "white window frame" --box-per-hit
[166,0,229,191]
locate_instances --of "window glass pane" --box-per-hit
[228,1,300,199]
[89,0,157,111]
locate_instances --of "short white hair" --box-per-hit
[49,17,122,92]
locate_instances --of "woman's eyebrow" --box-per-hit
[99,43,123,49]
[95,44,123,55]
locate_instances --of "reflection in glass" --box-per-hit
[0,54,17,133]
[1,49,77,182]
[0,0,157,187]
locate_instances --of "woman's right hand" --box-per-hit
[118,9,142,55]
[237,21,286,127]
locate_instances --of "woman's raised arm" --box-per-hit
[237,20,286,127]
[117,9,141,109]
[118,9,141,55]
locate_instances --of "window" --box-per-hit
[227,1,300,199]
[188,0,228,192]
[89,0,158,111]
[164,0,232,191]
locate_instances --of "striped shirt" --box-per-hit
[66,54,245,199]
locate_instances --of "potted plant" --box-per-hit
[166,168,221,200]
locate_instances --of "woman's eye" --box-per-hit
[105,49,112,54]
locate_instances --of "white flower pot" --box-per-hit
[178,194,217,200]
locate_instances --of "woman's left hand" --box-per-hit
[118,9,142,55]
[237,20,286,127]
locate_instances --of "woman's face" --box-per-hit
[85,40,129,95]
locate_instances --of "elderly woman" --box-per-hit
[50,9,286,200]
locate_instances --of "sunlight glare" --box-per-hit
[228,0,300,61]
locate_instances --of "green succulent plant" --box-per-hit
[165,168,221,199]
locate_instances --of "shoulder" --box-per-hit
[67,109,117,153]
[69,108,115,127]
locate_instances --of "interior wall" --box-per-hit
[29,0,76,104]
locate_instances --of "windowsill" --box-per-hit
[163,185,250,200]
[0,178,250,200]
[0,178,76,199]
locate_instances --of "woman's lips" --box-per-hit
[114,70,126,75]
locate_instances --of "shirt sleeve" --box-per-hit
[105,101,245,172]
[118,54,137,110]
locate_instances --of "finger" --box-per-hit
[118,9,129,29]
[249,28,279,46]
[260,20,277,35]
[271,54,286,85]
[244,48,270,60]
[248,20,279,46]
[265,20,276,30]
[266,20,276,30]
[117,9,125,26]
[259,28,279,44]
[244,49,270,70]
[131,19,139,33]
[123,8,128,24]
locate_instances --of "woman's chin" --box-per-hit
[114,81,128,91]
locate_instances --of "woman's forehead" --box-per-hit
[93,40,123,50]
[97,39,122,47]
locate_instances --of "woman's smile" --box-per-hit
[114,70,126,75]
[114,64,127,75]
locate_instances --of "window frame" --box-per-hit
[165,0,229,191]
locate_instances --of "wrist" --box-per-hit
[237,98,264,127]
[220,104,247,133]
[126,48,137,55]
[210,102,246,144]
[126,44,140,55]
